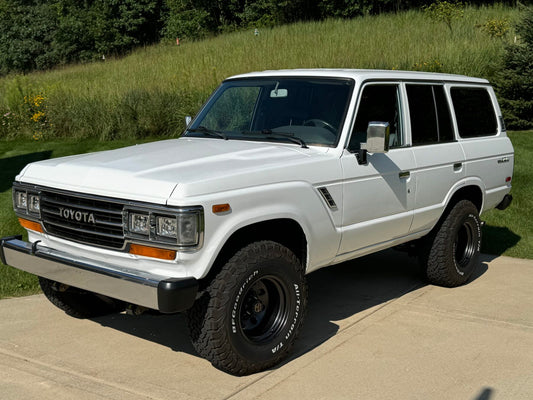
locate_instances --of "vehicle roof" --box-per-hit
[227,69,490,84]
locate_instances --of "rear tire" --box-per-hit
[187,240,307,376]
[419,200,482,287]
[39,277,125,318]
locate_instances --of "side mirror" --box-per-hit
[356,122,390,165]
[185,116,192,127]
[361,121,390,154]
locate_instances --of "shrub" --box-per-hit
[423,1,464,32]
[479,18,510,39]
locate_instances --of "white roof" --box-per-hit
[227,69,489,84]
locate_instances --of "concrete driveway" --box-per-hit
[1,250,532,400]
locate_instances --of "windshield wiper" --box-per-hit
[241,129,308,149]
[187,126,228,140]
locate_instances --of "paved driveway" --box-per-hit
[1,251,532,399]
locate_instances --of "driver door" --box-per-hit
[338,83,416,256]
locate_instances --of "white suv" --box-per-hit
[1,69,514,375]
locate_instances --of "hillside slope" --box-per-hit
[0,5,520,140]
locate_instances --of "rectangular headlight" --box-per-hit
[28,194,40,213]
[15,190,27,210]
[156,216,178,238]
[129,213,150,235]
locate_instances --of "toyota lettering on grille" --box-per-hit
[59,207,96,224]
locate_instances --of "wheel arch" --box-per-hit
[446,184,483,214]
[431,184,483,235]
[199,218,308,290]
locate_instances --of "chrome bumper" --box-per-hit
[0,236,198,313]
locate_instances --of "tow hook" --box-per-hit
[126,304,148,316]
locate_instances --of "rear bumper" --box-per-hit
[0,236,198,313]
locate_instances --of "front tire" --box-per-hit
[187,241,307,376]
[420,200,482,287]
[39,277,125,318]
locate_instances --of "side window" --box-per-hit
[406,84,454,145]
[349,84,403,151]
[450,87,497,138]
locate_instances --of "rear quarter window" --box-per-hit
[450,87,498,138]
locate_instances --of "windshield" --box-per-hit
[185,77,354,147]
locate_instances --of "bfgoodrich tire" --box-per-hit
[187,240,307,376]
[420,200,482,287]
[39,277,125,318]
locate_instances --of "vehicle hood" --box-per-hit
[18,138,337,204]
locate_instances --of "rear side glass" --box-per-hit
[451,87,497,138]
[406,84,454,145]
[434,86,454,142]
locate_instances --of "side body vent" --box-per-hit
[317,187,338,211]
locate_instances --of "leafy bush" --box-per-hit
[423,1,464,32]
[478,18,510,38]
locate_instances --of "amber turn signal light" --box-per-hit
[212,203,231,214]
[129,244,176,260]
[18,218,44,233]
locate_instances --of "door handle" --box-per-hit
[454,162,463,170]
[399,171,410,179]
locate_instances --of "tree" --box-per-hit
[0,1,59,74]
[495,7,533,130]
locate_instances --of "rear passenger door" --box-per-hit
[406,83,466,234]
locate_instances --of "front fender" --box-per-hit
[175,181,341,279]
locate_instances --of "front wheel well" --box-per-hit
[199,219,307,290]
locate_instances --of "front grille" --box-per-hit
[40,191,125,249]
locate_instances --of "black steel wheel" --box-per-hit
[187,240,307,376]
[239,276,290,344]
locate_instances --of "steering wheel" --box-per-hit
[303,119,337,135]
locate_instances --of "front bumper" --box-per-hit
[0,236,198,313]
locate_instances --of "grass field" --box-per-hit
[0,4,521,141]
[0,131,530,299]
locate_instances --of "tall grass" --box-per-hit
[0,4,521,140]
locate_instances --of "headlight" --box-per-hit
[15,191,27,209]
[28,194,40,213]
[130,213,150,235]
[156,216,178,238]
[13,187,41,217]
[126,207,203,248]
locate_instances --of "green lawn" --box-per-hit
[0,131,530,299]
